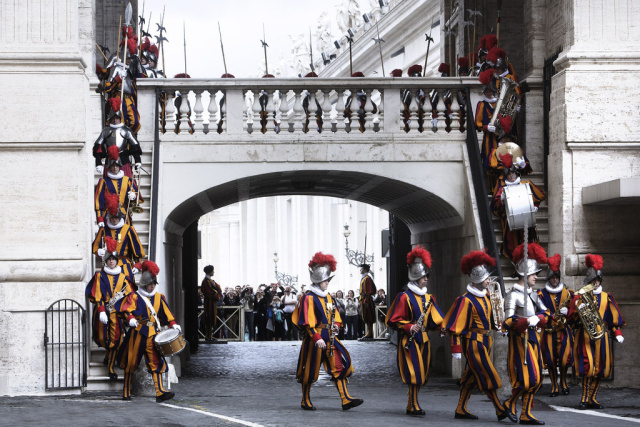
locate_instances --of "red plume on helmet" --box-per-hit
[105,236,118,253]
[105,192,120,216]
[108,97,121,112]
[304,72,318,77]
[484,34,498,51]
[460,250,495,275]
[585,254,603,271]
[487,47,506,64]
[498,115,513,134]
[479,69,494,86]
[500,153,513,169]
[149,44,159,57]
[173,73,191,78]
[308,252,337,272]
[351,71,365,77]
[512,242,547,265]
[107,145,120,161]
[438,63,450,74]
[407,245,432,269]
[547,253,561,272]
[122,25,134,38]
[221,73,235,78]
[141,260,160,277]
[390,69,403,77]
[408,64,422,76]
[141,37,151,52]
[457,57,469,68]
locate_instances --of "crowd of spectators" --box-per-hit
[199,283,388,341]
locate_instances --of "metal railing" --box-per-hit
[44,299,87,390]
[198,305,245,342]
[373,305,388,339]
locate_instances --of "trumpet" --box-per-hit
[326,302,336,356]
[128,166,144,216]
[404,297,431,350]
[546,296,571,333]
[488,277,505,331]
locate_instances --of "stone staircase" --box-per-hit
[87,141,154,391]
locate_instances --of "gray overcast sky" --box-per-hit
[143,0,344,78]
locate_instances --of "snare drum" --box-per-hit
[503,183,537,230]
[154,328,186,356]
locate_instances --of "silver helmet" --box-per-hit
[102,236,119,264]
[139,270,156,287]
[408,260,429,281]
[309,264,333,284]
[407,245,432,282]
[469,264,492,284]
[515,259,542,277]
[583,267,603,286]
[583,254,603,285]
[138,261,159,287]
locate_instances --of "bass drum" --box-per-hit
[154,328,186,356]
[503,183,537,230]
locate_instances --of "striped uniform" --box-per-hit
[201,277,222,340]
[491,179,546,261]
[94,175,138,225]
[502,292,550,422]
[571,290,625,406]
[475,100,498,175]
[85,269,131,376]
[442,287,506,417]
[92,223,145,284]
[538,285,574,394]
[385,288,444,412]
[104,78,141,134]
[115,290,176,398]
[292,290,357,408]
[359,274,377,325]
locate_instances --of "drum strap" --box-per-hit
[138,293,162,331]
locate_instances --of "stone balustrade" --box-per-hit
[137,78,482,139]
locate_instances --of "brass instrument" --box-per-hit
[488,277,505,330]
[130,167,144,214]
[327,302,336,356]
[574,283,605,340]
[488,76,521,141]
[495,141,523,160]
[546,295,571,333]
[404,297,431,350]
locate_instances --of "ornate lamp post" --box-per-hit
[343,224,374,267]
[273,251,299,289]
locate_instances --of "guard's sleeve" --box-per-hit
[425,295,445,330]
[385,293,413,335]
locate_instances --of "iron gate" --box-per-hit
[44,299,87,390]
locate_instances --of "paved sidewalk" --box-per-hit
[1,341,638,426]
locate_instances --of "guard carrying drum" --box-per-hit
[441,250,514,422]
[115,260,181,402]
[569,254,625,410]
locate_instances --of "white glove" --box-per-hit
[172,324,182,333]
[134,163,141,170]
[96,165,104,174]
[487,124,496,133]
[527,315,540,327]
[560,307,568,315]
[98,221,104,228]
[129,318,139,328]
[515,157,526,168]
[128,191,136,201]
[533,206,539,213]
[516,105,521,113]
[99,311,109,325]
[132,267,139,275]
[616,335,624,343]
[432,118,438,127]
[501,191,506,201]
[502,331,509,337]
[452,353,462,360]
[97,248,106,257]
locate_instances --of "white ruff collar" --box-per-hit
[499,70,509,78]
[138,288,157,298]
[110,123,124,129]
[407,283,427,296]
[107,170,124,179]
[545,282,564,294]
[309,285,328,297]
[483,96,497,103]
[107,218,125,229]
[467,284,487,297]
[205,275,212,279]
[103,265,122,276]
[593,286,602,295]
[506,176,521,185]
[513,284,532,294]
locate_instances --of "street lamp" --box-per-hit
[273,251,299,290]
[343,224,374,267]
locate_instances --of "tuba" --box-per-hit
[574,283,606,340]
[488,76,521,141]
[488,277,505,330]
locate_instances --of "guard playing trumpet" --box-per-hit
[385,246,444,416]
[502,243,550,425]
[292,252,364,411]
[569,254,625,410]
[537,253,575,397]
[441,250,514,422]
[115,260,181,402]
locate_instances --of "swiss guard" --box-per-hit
[292,252,364,411]
[358,262,377,340]
[502,242,550,425]
[385,245,444,416]
[201,265,223,342]
[442,250,514,422]
[537,253,574,397]
[115,261,181,402]
[94,145,138,227]
[140,37,163,78]
[85,236,132,381]
[570,254,625,410]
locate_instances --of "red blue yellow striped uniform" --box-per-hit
[475,100,498,173]
[92,223,145,282]
[292,290,357,408]
[115,291,176,398]
[104,80,140,134]
[94,175,137,225]
[538,286,574,394]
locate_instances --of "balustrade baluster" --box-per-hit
[219,91,227,133]
[193,90,204,133]
[178,90,191,134]
[408,90,419,132]
[335,90,346,133]
[371,89,382,132]
[207,90,219,134]
[252,90,262,134]
[321,89,332,134]
[436,88,447,133]
[450,89,460,132]
[293,90,305,133]
[364,89,374,132]
[265,90,275,133]
[164,92,176,133]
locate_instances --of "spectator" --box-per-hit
[271,296,286,341]
[224,290,241,339]
[282,286,298,340]
[256,290,268,341]
[373,289,387,339]
[344,290,359,340]
[241,286,255,341]
[334,290,347,340]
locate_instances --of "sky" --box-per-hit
[142,0,347,78]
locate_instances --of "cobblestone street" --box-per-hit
[1,341,639,426]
